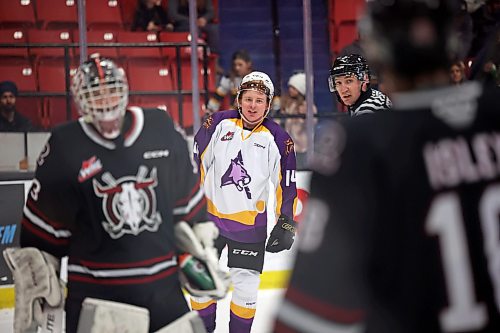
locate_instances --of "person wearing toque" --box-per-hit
[0,80,32,132]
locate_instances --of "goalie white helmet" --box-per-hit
[236,71,275,126]
[71,54,129,139]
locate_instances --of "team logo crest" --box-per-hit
[221,151,252,199]
[221,131,235,141]
[93,166,162,239]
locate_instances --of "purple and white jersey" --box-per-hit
[194,110,298,243]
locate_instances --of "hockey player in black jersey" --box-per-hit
[275,0,500,332]
[329,53,392,116]
[3,55,229,333]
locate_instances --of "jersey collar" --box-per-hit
[79,107,145,150]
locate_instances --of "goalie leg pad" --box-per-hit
[2,247,64,333]
[154,311,207,333]
[76,297,150,333]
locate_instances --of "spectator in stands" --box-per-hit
[0,81,32,132]
[131,0,173,32]
[206,49,281,119]
[473,26,500,86]
[168,0,220,55]
[207,49,253,115]
[450,60,468,84]
[280,72,317,156]
[468,0,500,58]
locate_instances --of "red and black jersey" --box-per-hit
[21,107,206,331]
[276,82,500,333]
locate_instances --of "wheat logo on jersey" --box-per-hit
[93,166,162,239]
[221,151,252,199]
[203,115,213,129]
[221,131,235,141]
[37,142,50,166]
[285,138,294,155]
[78,156,103,182]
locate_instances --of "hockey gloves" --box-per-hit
[174,221,230,300]
[266,214,297,253]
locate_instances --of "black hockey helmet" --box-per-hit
[71,54,128,139]
[360,0,460,79]
[328,54,370,93]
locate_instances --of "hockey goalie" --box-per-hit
[4,54,230,333]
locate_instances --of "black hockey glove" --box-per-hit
[266,215,297,253]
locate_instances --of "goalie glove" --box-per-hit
[174,221,230,300]
[266,214,297,253]
[3,247,65,333]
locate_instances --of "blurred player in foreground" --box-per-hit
[275,0,500,332]
[3,54,229,333]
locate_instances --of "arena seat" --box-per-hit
[0,29,29,59]
[16,97,43,129]
[74,31,119,60]
[86,0,124,30]
[42,97,79,128]
[158,32,194,59]
[0,1,36,29]
[28,29,73,61]
[37,60,78,92]
[127,58,174,92]
[117,31,162,59]
[0,61,36,91]
[170,58,217,92]
[36,0,78,30]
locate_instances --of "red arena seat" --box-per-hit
[36,0,78,29]
[28,29,73,61]
[86,0,124,30]
[117,31,162,59]
[0,29,29,59]
[0,0,36,29]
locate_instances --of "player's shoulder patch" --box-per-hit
[204,110,239,129]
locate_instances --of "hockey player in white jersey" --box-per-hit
[193,71,298,333]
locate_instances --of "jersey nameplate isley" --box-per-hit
[424,133,500,190]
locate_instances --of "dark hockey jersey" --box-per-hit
[276,82,500,333]
[20,107,206,331]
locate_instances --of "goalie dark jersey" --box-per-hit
[276,82,500,333]
[20,107,206,332]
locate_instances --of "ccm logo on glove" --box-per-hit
[281,222,296,233]
[265,215,297,253]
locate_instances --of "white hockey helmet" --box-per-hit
[71,54,129,139]
[236,71,274,125]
